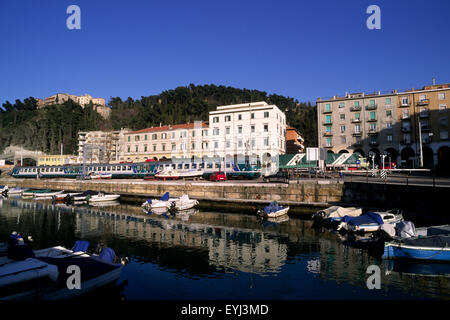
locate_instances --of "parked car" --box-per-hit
[263,171,289,183]
[210,171,227,181]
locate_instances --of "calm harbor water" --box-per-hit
[0,196,449,300]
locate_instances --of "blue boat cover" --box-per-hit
[99,247,116,263]
[427,226,450,236]
[342,212,384,226]
[402,235,450,248]
[263,201,285,214]
[146,199,152,204]
[160,192,170,201]
[73,240,90,252]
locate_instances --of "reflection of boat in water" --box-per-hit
[267,215,290,224]
[88,200,120,207]
[257,201,289,218]
[337,210,403,233]
[384,259,450,277]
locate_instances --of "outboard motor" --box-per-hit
[7,231,35,261]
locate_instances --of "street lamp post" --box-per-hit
[381,154,387,170]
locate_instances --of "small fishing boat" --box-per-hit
[155,169,179,180]
[0,236,127,300]
[257,201,290,218]
[3,187,29,196]
[88,192,120,203]
[383,225,450,262]
[336,210,403,233]
[22,189,65,199]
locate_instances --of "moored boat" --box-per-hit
[88,192,120,202]
[257,201,289,218]
[155,169,179,180]
[3,187,29,196]
[22,189,65,199]
[178,169,204,180]
[336,209,403,233]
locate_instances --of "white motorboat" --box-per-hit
[170,194,199,211]
[0,238,126,300]
[0,186,9,195]
[89,172,112,179]
[88,193,120,203]
[142,192,199,212]
[178,169,204,180]
[3,187,29,196]
[155,169,179,180]
[22,190,64,199]
[313,206,362,221]
[257,201,290,218]
[337,209,404,233]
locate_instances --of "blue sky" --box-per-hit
[1,0,449,106]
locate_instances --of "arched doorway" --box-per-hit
[353,149,365,158]
[437,146,450,174]
[401,147,415,168]
[422,147,434,169]
[384,148,398,168]
[339,150,349,154]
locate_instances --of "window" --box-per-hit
[402,109,410,118]
[370,112,376,120]
[439,104,447,113]
[202,129,208,136]
[152,134,157,140]
[370,136,377,144]
[355,113,360,120]
[251,139,255,147]
[386,110,392,117]
[225,115,231,122]
[340,114,345,120]
[355,136,361,144]
[192,143,196,150]
[354,101,360,107]
[340,125,345,133]
[440,130,448,140]
[238,140,242,147]
[339,102,345,108]
[325,115,332,123]
[213,117,219,123]
[355,124,361,133]
[213,128,219,135]
[264,111,269,118]
[135,136,140,141]
[135,146,138,152]
[369,99,375,106]
[325,103,331,112]
[386,122,392,129]
[264,137,269,146]
[238,114,242,120]
[144,145,147,152]
[238,126,242,134]
[370,123,376,131]
[127,146,130,152]
[226,141,230,148]
[251,125,255,133]
[326,137,332,147]
[145,135,147,140]
[264,124,268,132]
[162,144,166,151]
[172,144,176,151]
[162,133,167,139]
[127,136,130,142]
[385,98,391,105]
[341,136,346,144]
[153,145,156,151]
[440,117,448,126]
[401,96,409,105]
[226,127,230,135]
[214,141,218,148]
[251,113,255,119]
[438,92,446,100]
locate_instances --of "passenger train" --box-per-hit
[9,158,263,180]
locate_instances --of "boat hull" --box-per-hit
[383,243,450,262]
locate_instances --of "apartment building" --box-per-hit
[77,129,128,164]
[317,82,450,169]
[286,126,305,154]
[208,101,286,166]
[122,122,209,162]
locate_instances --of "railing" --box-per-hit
[367,118,377,122]
[423,138,432,144]
[400,140,412,145]
[369,141,379,146]
[401,114,410,120]
[365,104,377,110]
[401,127,411,133]
[351,119,361,123]
[400,102,410,107]
[417,99,430,106]
[322,110,332,114]
[352,132,362,136]
[419,111,430,118]
[368,129,378,135]
[323,122,333,125]
[323,132,333,136]
[421,126,431,131]
[350,106,361,112]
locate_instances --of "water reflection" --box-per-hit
[0,197,449,299]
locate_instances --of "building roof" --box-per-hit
[127,122,209,134]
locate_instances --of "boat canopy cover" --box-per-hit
[318,206,362,219]
[395,221,416,238]
[81,190,99,196]
[401,235,450,248]
[160,192,170,201]
[342,212,384,226]
[146,199,152,204]
[72,240,90,253]
[99,247,116,264]
[264,201,285,214]
[427,225,450,237]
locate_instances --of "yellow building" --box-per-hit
[38,155,78,166]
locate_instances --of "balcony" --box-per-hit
[352,142,362,147]
[352,132,362,136]
[324,145,333,148]
[323,132,333,137]
[323,122,333,126]
[368,129,378,135]
[351,118,361,123]
[350,106,361,112]
[367,118,377,122]
[322,110,332,114]
[365,104,378,110]
[401,127,411,133]
[369,141,379,146]
[420,126,432,131]
[419,111,430,118]
[400,101,410,107]
[401,114,411,120]
[422,137,432,144]
[417,99,429,106]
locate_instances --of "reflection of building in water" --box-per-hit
[72,206,287,274]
